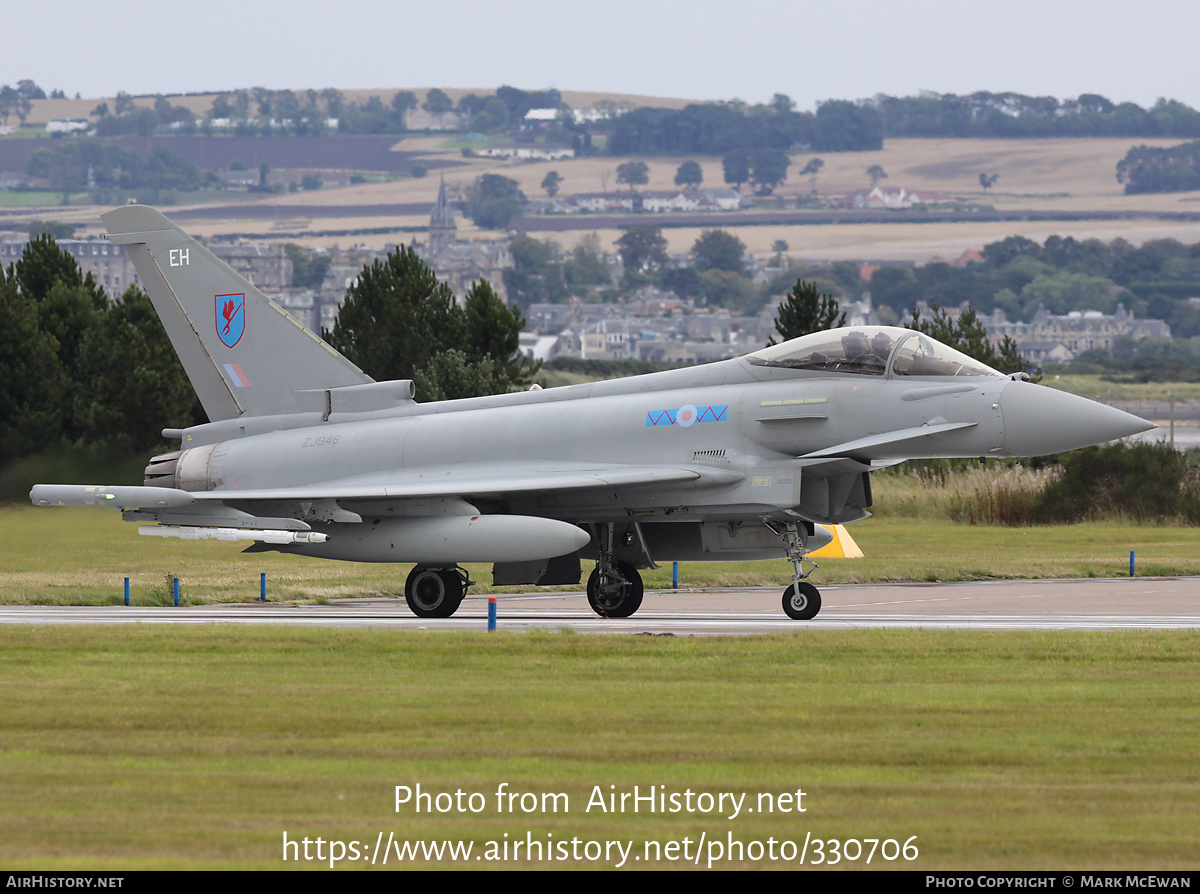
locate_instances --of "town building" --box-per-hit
[0,237,138,296]
[985,303,1171,362]
[414,177,512,303]
[848,186,958,209]
[207,243,292,289]
[582,319,632,360]
[402,109,467,131]
[525,188,743,216]
[475,144,574,161]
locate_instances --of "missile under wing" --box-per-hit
[31,207,1154,621]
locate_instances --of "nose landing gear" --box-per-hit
[782,581,822,621]
[764,519,823,621]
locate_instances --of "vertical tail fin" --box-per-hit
[102,206,371,421]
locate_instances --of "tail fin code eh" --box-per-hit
[102,206,371,422]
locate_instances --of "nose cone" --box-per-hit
[999,382,1154,456]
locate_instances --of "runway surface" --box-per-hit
[3,578,1199,634]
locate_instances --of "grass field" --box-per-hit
[2,497,1198,605]
[1,626,1197,869]
[4,479,1199,869]
[0,189,68,207]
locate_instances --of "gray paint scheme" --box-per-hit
[30,207,1154,619]
[102,205,370,420]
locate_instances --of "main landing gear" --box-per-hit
[587,560,643,618]
[586,523,644,618]
[765,519,823,621]
[404,565,470,618]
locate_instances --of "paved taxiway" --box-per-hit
[2,578,1198,634]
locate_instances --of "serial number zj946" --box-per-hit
[301,435,342,448]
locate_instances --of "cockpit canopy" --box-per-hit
[748,328,1003,376]
[746,326,1003,378]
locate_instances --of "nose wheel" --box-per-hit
[782,581,822,621]
[764,519,824,621]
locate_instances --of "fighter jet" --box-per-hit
[31,207,1153,621]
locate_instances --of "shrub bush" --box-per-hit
[1034,442,1200,522]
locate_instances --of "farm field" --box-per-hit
[5,130,1200,259]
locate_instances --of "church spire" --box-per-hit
[428,175,456,256]
[431,176,456,228]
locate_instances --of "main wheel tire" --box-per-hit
[586,561,644,618]
[782,581,821,620]
[405,567,464,618]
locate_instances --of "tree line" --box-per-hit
[0,236,201,468]
[1117,141,1200,194]
[25,142,207,204]
[841,233,1200,345]
[91,93,199,137]
[598,90,1200,155]
[81,86,568,138]
[505,225,811,313]
[22,83,1200,146]
[0,79,56,126]
[869,92,1200,139]
[503,233,613,306]
[604,99,884,156]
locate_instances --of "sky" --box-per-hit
[5,0,1197,111]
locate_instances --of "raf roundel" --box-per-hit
[215,293,245,348]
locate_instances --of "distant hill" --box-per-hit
[17,88,698,127]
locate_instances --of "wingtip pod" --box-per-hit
[30,484,196,509]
